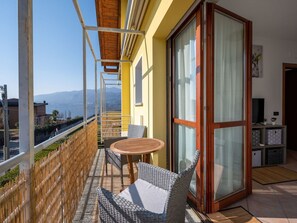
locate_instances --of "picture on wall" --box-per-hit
[252,45,263,77]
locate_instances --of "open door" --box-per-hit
[283,63,297,150]
[169,3,204,211]
[169,2,251,213]
[206,3,252,212]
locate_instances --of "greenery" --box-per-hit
[34,141,63,162]
[0,141,63,187]
[0,116,84,187]
[0,166,19,187]
[52,109,59,121]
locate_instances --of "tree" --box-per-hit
[52,110,59,121]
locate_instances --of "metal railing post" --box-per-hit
[100,73,103,143]
[95,62,98,118]
[103,79,106,113]
[18,0,34,220]
[1,84,10,160]
[83,28,87,124]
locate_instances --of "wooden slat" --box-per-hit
[0,173,27,223]
[95,0,121,71]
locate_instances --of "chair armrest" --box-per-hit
[97,187,165,223]
[103,137,128,148]
[138,162,178,191]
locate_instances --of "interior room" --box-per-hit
[217,0,297,167]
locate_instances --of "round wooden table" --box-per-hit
[110,138,164,184]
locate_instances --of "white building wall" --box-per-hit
[252,37,297,123]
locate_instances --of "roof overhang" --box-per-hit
[95,0,121,72]
[95,0,149,76]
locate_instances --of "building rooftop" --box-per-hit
[0,98,48,107]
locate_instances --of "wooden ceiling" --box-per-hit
[95,0,121,72]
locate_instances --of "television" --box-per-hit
[252,98,264,124]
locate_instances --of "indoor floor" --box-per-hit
[229,149,297,223]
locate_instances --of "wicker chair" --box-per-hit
[98,150,200,223]
[104,124,146,187]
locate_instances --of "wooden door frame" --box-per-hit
[206,3,252,213]
[167,2,204,212]
[282,63,297,125]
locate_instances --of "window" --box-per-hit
[135,58,142,105]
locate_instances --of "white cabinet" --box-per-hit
[252,125,286,166]
[252,150,262,167]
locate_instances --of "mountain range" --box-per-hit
[34,88,121,118]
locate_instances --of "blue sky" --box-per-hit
[0,0,102,98]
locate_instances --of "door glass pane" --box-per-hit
[174,19,196,121]
[175,124,196,195]
[214,126,244,200]
[214,12,245,122]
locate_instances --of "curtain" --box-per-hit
[174,19,197,195]
[214,12,244,122]
[176,125,196,194]
[213,12,245,200]
[175,19,196,122]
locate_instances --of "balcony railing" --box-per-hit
[99,112,131,143]
[0,0,129,221]
[0,118,98,222]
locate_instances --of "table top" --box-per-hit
[110,138,164,155]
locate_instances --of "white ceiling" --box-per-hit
[218,0,297,41]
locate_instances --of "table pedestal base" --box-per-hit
[143,154,150,163]
[126,155,135,184]
[126,154,151,185]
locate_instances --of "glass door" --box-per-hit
[174,17,197,194]
[206,3,252,212]
[171,5,204,211]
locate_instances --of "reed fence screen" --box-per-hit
[0,120,98,222]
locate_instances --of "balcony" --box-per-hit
[2,0,297,222]
[2,116,297,222]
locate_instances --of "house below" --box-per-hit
[0,98,50,129]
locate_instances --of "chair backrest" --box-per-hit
[164,150,200,223]
[127,124,146,138]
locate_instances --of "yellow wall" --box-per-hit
[121,62,130,131]
[126,0,196,167]
[121,0,130,131]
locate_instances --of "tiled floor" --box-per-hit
[229,149,297,223]
[75,149,297,222]
[73,149,103,222]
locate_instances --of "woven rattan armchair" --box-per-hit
[104,124,146,187]
[98,150,200,223]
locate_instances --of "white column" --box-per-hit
[95,62,98,118]
[100,73,103,116]
[83,29,87,123]
[100,73,103,143]
[18,0,34,220]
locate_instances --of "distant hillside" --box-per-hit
[34,88,121,117]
